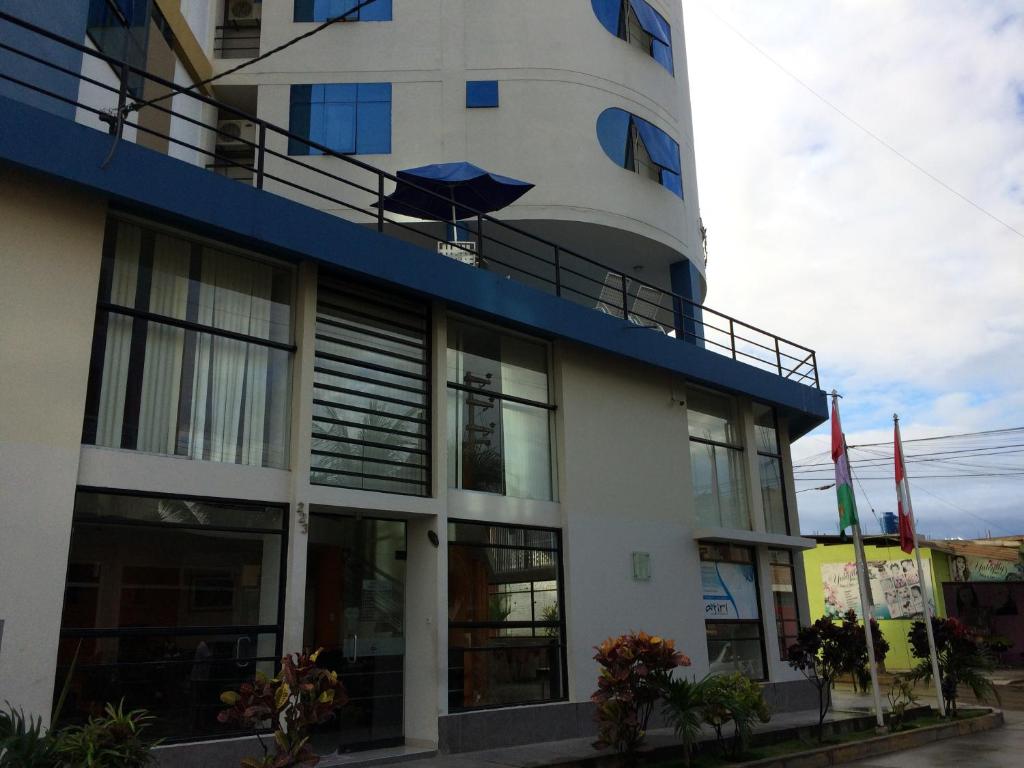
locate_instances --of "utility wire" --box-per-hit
[688,0,1024,242]
[127,0,381,115]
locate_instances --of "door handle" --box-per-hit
[351,634,358,662]
[236,636,252,668]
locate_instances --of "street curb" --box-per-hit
[735,709,1004,768]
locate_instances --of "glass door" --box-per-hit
[305,515,406,753]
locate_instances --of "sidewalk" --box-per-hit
[321,694,903,768]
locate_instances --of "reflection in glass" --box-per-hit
[447,522,565,709]
[56,492,285,741]
[690,441,750,529]
[705,622,765,680]
[759,455,788,534]
[769,549,801,659]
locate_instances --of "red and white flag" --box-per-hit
[894,423,916,554]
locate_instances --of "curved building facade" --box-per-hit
[224,0,706,302]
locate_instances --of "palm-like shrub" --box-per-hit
[907,617,998,714]
[53,701,159,768]
[0,705,59,768]
[659,676,708,766]
[699,674,770,758]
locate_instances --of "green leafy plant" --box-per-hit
[0,704,60,768]
[886,676,918,732]
[907,617,998,715]
[591,632,690,757]
[659,676,708,766]
[840,612,889,694]
[53,700,159,768]
[219,649,348,768]
[786,618,845,739]
[699,674,770,758]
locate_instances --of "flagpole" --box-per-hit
[848,472,886,728]
[895,414,946,717]
[830,392,885,728]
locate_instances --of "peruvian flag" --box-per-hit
[894,424,916,554]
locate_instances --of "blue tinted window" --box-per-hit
[466,81,499,108]
[590,0,674,75]
[295,0,392,22]
[289,83,391,155]
[596,107,683,198]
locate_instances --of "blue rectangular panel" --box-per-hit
[357,99,392,154]
[297,0,392,22]
[466,80,499,108]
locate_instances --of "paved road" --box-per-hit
[844,709,1024,767]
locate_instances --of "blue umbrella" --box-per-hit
[375,161,534,223]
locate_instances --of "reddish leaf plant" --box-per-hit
[592,631,691,756]
[219,649,348,768]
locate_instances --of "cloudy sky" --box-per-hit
[682,1,1024,538]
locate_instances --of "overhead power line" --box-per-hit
[128,0,381,115]
[689,0,1024,242]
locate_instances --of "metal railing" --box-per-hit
[0,10,820,388]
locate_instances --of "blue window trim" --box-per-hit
[596,107,683,199]
[294,0,392,23]
[288,83,392,156]
[590,0,674,75]
[466,80,499,108]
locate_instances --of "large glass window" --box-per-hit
[688,388,749,529]
[294,0,393,22]
[591,0,674,74]
[82,218,294,469]
[448,522,566,710]
[56,491,286,742]
[288,83,392,156]
[447,319,555,501]
[87,0,150,96]
[310,277,430,496]
[596,108,683,198]
[700,543,765,680]
[754,403,790,534]
[769,549,801,660]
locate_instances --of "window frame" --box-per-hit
[288,82,393,156]
[57,487,289,744]
[80,213,297,467]
[446,519,569,712]
[687,387,750,530]
[446,314,557,500]
[293,0,393,23]
[768,548,802,660]
[754,402,791,535]
[699,542,768,682]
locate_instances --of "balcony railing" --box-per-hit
[0,10,819,388]
[214,23,260,59]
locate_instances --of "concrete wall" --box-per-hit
[0,168,106,722]
[802,543,951,671]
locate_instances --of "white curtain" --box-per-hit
[500,355,552,501]
[189,249,274,466]
[137,234,189,454]
[95,222,141,448]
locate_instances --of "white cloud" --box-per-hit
[682,0,1024,537]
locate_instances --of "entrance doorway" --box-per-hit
[305,515,406,752]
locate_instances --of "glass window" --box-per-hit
[596,108,683,198]
[769,549,801,660]
[447,319,554,501]
[754,403,789,534]
[310,277,430,496]
[87,0,150,96]
[688,388,749,529]
[466,80,499,108]
[294,0,392,22]
[590,0,674,75]
[289,83,392,155]
[56,491,286,742]
[700,543,765,680]
[82,219,293,469]
[448,522,566,709]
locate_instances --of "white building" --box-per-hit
[0,1,826,764]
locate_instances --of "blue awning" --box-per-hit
[629,0,671,46]
[632,117,680,174]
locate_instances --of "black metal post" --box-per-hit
[377,175,385,232]
[553,246,561,297]
[255,122,266,189]
[672,294,683,340]
[477,215,484,261]
[729,318,736,359]
[112,59,129,137]
[812,352,819,389]
[620,273,628,319]
[774,337,782,376]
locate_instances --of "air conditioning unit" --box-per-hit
[227,0,262,25]
[217,119,257,150]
